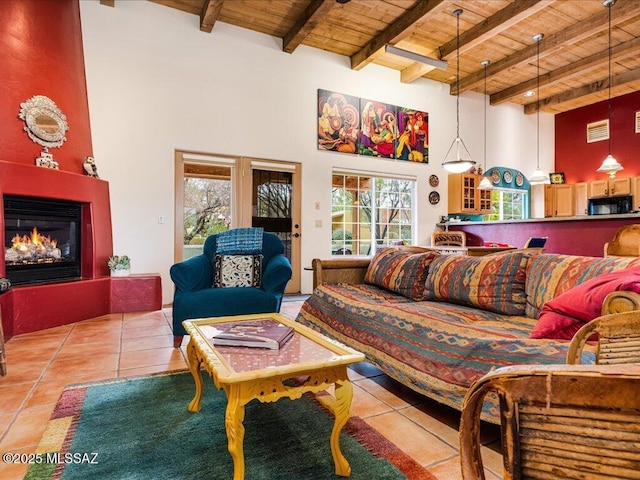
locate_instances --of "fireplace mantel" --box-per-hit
[0,160,113,338]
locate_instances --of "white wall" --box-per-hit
[79,0,554,302]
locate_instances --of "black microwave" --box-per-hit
[588,195,632,215]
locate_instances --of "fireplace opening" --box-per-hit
[3,195,82,286]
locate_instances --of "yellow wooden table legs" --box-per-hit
[185,339,356,479]
[181,314,365,480]
[329,379,354,476]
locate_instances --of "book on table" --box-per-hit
[210,318,294,350]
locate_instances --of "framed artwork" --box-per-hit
[550,172,566,184]
[318,89,429,164]
[396,108,428,163]
[359,99,397,158]
[317,89,360,154]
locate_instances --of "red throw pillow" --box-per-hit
[530,266,640,340]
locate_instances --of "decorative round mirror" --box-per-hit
[18,95,68,149]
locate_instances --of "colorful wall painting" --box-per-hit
[396,108,428,163]
[359,99,397,158]
[317,89,429,163]
[317,89,360,154]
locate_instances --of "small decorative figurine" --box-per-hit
[83,156,99,178]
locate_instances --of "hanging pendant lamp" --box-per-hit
[478,60,493,190]
[442,9,476,174]
[528,33,550,185]
[596,0,623,178]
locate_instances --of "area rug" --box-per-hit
[25,370,437,480]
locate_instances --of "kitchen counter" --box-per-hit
[438,212,640,228]
[440,215,640,257]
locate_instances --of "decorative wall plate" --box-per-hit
[429,191,440,205]
[515,172,524,187]
[491,169,501,184]
[503,170,513,183]
[429,174,439,187]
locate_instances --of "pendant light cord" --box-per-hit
[483,62,487,171]
[456,10,460,139]
[607,2,612,156]
[536,34,541,170]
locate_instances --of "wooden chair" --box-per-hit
[566,310,640,365]
[431,230,466,247]
[604,224,640,257]
[460,364,640,480]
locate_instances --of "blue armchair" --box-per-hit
[170,231,292,347]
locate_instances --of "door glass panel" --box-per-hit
[252,169,293,259]
[183,163,232,259]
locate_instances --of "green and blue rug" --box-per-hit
[25,371,436,479]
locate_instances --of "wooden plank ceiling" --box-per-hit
[101,0,640,115]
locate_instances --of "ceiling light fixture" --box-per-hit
[596,0,623,178]
[442,9,476,174]
[384,44,448,70]
[528,33,550,185]
[478,60,493,190]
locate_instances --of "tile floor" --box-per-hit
[0,299,503,479]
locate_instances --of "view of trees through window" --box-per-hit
[484,189,527,221]
[183,176,231,247]
[332,173,414,256]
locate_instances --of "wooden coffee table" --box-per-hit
[182,313,365,480]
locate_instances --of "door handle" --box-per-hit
[293,233,300,238]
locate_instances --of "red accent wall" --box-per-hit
[555,91,640,184]
[0,1,117,340]
[0,0,92,172]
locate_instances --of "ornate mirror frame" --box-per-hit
[18,95,69,149]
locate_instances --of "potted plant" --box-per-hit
[108,255,131,277]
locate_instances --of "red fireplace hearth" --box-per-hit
[0,160,113,339]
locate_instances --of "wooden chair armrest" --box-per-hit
[311,258,371,289]
[601,290,640,315]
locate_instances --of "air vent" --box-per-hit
[636,111,640,134]
[587,120,609,143]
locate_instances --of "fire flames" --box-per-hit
[12,227,57,251]
[5,227,62,265]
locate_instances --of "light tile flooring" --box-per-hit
[0,299,503,480]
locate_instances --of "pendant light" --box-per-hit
[596,0,623,178]
[442,9,476,174]
[528,33,550,185]
[477,60,493,190]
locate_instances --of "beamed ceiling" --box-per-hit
[100,0,640,115]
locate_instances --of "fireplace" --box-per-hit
[3,195,82,286]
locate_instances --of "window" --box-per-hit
[484,188,528,221]
[331,173,415,256]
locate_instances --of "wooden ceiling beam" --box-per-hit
[283,0,336,54]
[439,0,552,60]
[200,0,224,33]
[401,0,550,83]
[451,0,640,95]
[492,35,640,106]
[525,67,640,114]
[350,0,446,71]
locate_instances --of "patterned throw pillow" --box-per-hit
[423,251,533,315]
[524,254,640,318]
[213,254,263,288]
[364,248,439,300]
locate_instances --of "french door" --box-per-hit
[175,152,301,293]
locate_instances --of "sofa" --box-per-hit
[296,247,640,422]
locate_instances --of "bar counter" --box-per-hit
[441,213,640,257]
